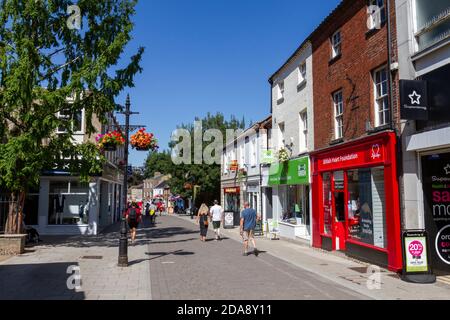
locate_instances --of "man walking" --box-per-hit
[210,200,224,241]
[240,202,260,256]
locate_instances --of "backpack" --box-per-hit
[129,208,137,221]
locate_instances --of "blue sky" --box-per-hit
[115,0,341,166]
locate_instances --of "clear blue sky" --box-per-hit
[115,0,341,166]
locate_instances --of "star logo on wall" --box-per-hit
[444,164,450,175]
[409,91,422,105]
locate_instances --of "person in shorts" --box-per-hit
[240,202,260,256]
[124,202,142,244]
[209,200,224,241]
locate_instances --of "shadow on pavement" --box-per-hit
[0,262,85,300]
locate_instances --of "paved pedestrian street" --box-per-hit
[1,215,450,300]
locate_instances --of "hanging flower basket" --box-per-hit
[96,131,125,151]
[130,128,159,152]
[277,148,290,163]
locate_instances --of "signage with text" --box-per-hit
[269,157,309,186]
[400,80,429,120]
[404,233,429,273]
[316,140,386,172]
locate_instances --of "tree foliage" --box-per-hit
[145,112,246,206]
[0,0,144,233]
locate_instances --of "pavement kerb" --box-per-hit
[173,214,450,300]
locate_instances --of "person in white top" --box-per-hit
[210,200,224,241]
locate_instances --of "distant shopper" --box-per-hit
[124,202,142,244]
[150,203,157,224]
[240,202,260,256]
[196,203,210,242]
[210,200,224,241]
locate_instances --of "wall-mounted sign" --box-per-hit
[400,80,429,120]
[261,150,276,165]
[316,139,386,172]
[269,157,309,186]
[224,187,240,194]
[229,160,239,171]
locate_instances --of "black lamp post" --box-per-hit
[117,95,144,268]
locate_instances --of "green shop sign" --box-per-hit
[269,157,309,186]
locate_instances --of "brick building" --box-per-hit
[309,0,403,271]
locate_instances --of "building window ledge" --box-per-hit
[328,53,342,66]
[329,138,344,146]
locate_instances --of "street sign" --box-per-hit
[127,166,133,175]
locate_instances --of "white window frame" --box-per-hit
[373,66,390,127]
[298,62,307,86]
[278,122,285,149]
[299,111,308,152]
[56,109,84,134]
[367,0,386,30]
[412,0,450,52]
[331,31,342,58]
[333,91,344,139]
[277,81,285,102]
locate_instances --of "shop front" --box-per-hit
[269,156,311,241]
[223,187,241,227]
[420,151,450,275]
[311,132,403,271]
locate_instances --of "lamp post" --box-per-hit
[117,95,140,268]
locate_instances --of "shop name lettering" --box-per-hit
[323,154,359,165]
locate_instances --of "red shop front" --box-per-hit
[311,132,402,271]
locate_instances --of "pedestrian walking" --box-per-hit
[240,202,260,256]
[210,200,224,241]
[124,202,142,244]
[150,202,157,225]
[196,203,210,242]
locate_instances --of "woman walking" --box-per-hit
[196,203,210,242]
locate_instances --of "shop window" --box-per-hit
[279,185,308,225]
[323,173,333,235]
[347,167,387,249]
[224,192,240,214]
[48,180,90,225]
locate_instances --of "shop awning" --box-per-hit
[269,157,309,186]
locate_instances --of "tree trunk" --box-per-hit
[5,191,26,235]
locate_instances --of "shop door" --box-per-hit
[333,171,346,251]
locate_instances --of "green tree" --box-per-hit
[0,0,144,234]
[146,112,246,206]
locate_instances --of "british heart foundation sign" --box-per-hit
[317,141,385,172]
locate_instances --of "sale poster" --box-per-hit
[405,237,429,273]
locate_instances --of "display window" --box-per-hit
[48,180,90,225]
[278,185,309,227]
[347,167,387,249]
[323,173,332,235]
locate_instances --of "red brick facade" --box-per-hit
[311,0,399,150]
